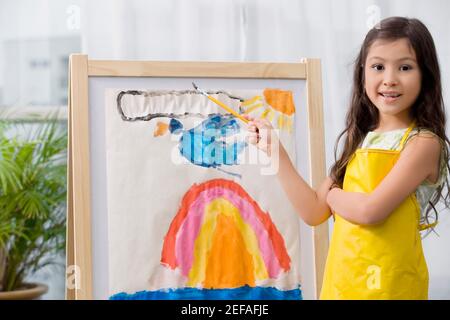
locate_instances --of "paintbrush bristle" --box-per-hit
[192,82,207,96]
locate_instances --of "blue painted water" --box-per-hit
[110,285,302,300]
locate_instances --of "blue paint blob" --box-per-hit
[178,115,247,168]
[110,285,302,300]
[169,118,183,134]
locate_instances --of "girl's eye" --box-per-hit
[400,65,412,71]
[371,64,384,71]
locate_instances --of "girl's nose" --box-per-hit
[383,79,398,87]
[383,69,398,87]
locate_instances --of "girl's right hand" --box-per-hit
[244,115,278,156]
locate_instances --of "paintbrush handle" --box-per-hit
[206,95,249,124]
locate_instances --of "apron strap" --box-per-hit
[398,121,416,150]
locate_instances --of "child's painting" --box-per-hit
[104,88,302,299]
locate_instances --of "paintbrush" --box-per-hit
[192,82,249,124]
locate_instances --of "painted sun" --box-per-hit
[239,89,295,132]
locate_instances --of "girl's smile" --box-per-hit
[364,38,422,130]
[379,91,402,104]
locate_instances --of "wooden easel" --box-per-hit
[67,55,329,299]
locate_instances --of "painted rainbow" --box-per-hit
[161,178,291,288]
[110,179,302,300]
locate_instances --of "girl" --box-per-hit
[246,17,450,300]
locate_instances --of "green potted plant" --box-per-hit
[0,119,67,299]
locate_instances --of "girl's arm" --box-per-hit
[247,118,332,226]
[326,133,441,225]
[278,144,333,226]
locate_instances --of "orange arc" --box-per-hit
[203,214,255,288]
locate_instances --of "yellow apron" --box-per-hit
[320,122,429,299]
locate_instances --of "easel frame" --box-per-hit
[67,54,329,300]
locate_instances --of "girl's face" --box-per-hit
[364,38,422,125]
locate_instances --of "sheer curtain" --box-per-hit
[81,0,450,168]
[80,0,450,299]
